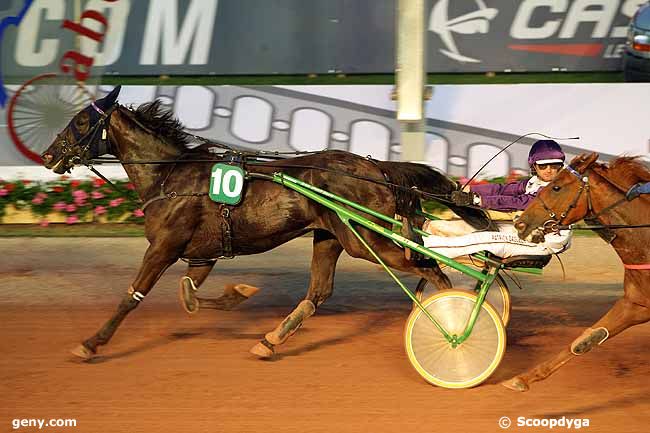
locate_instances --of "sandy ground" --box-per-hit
[1,236,648,433]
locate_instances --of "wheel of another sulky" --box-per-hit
[7,73,93,163]
[405,290,507,389]
[414,258,512,327]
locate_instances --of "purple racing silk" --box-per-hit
[470,177,538,212]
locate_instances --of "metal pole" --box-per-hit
[395,0,428,163]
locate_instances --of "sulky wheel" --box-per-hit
[7,73,93,164]
[414,257,511,327]
[405,290,506,389]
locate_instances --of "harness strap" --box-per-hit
[220,205,234,259]
[623,263,650,270]
[87,165,141,207]
[91,101,106,116]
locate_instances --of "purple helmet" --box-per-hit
[528,140,566,166]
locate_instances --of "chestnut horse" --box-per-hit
[505,152,650,391]
[40,85,490,360]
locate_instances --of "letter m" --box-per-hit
[140,0,218,65]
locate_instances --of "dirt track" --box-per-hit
[1,236,649,433]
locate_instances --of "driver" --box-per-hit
[423,140,572,258]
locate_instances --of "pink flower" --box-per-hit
[72,190,88,200]
[31,196,44,205]
[39,219,50,227]
[133,209,144,217]
[52,201,67,211]
[94,206,106,215]
[73,197,87,206]
[109,197,125,207]
[65,215,79,224]
[0,188,8,197]
[91,191,104,200]
[65,204,77,212]
[35,192,48,199]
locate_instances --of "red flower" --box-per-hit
[70,180,81,188]
[52,186,64,193]
[92,178,106,188]
[4,183,15,192]
[21,179,31,185]
[126,183,136,190]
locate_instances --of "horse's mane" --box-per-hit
[376,160,493,230]
[600,156,650,184]
[131,100,191,147]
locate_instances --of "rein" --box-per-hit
[86,153,456,203]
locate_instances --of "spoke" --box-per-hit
[14,103,43,113]
[14,101,43,113]
[31,130,54,153]
[21,126,41,145]
[15,118,50,129]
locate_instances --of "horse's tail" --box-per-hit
[376,161,493,231]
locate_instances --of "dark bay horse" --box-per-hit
[41,85,490,360]
[505,152,650,391]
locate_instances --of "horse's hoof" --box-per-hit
[179,277,200,315]
[501,376,529,392]
[230,283,260,299]
[249,341,274,359]
[71,344,95,360]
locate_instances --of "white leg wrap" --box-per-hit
[128,286,146,302]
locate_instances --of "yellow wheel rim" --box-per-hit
[416,260,512,327]
[405,290,507,389]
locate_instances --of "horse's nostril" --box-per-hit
[514,221,527,233]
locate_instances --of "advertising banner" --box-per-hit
[0,0,646,78]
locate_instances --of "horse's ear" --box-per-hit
[96,85,121,110]
[571,152,599,172]
[105,85,121,104]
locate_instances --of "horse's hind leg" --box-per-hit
[250,230,343,358]
[71,243,180,360]
[502,296,650,392]
[179,261,260,313]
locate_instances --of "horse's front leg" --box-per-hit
[502,296,650,392]
[71,243,180,360]
[250,230,343,358]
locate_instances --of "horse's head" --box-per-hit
[515,152,600,243]
[41,85,122,174]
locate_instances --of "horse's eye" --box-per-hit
[75,113,89,127]
[552,186,561,192]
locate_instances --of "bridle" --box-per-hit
[55,102,117,167]
[537,160,650,233]
[534,160,650,270]
[536,164,593,234]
